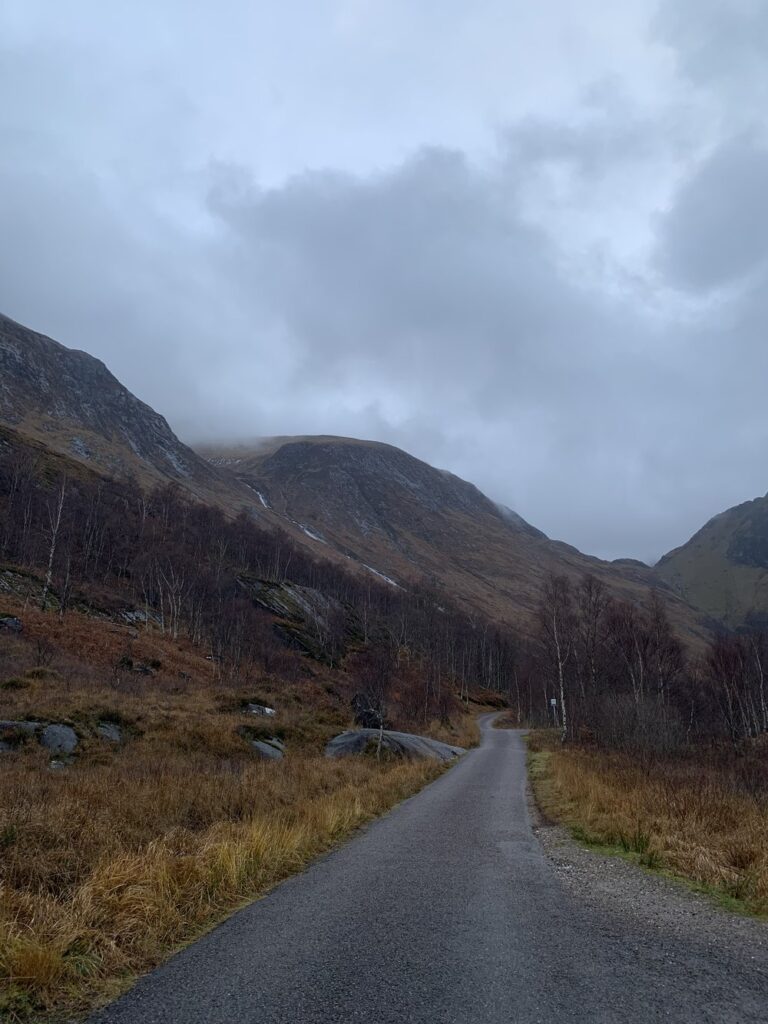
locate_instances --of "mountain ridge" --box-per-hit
[198,435,707,638]
[0,310,708,640]
[0,312,251,509]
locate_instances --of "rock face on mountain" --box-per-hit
[657,495,768,630]
[0,313,228,502]
[201,437,707,639]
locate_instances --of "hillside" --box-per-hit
[0,313,243,507]
[0,311,707,641]
[657,494,768,630]
[199,436,708,640]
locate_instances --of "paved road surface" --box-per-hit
[91,717,767,1023]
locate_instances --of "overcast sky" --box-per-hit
[2,0,767,562]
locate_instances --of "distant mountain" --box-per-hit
[657,495,768,630]
[0,312,707,640]
[200,436,707,638]
[0,313,238,506]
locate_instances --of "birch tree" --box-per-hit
[537,574,575,743]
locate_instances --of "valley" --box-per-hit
[1,312,768,1022]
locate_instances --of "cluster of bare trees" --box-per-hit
[529,570,768,755]
[0,446,519,711]
[529,573,684,752]
[706,632,768,743]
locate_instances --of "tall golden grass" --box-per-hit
[0,746,440,1020]
[529,733,768,916]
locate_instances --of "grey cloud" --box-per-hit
[656,137,768,291]
[657,0,768,91]
[3,0,768,565]
[209,147,611,408]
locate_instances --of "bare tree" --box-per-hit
[40,478,67,611]
[537,574,575,742]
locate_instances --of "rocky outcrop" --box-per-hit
[325,729,464,761]
[0,719,82,756]
[96,722,123,743]
[251,738,284,760]
[238,577,352,663]
[245,702,276,717]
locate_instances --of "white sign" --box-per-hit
[550,698,557,706]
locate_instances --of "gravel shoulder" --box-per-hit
[528,760,768,973]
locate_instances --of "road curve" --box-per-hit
[92,717,767,1024]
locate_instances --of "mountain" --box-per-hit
[0,313,237,506]
[0,311,707,641]
[657,494,768,630]
[199,436,707,638]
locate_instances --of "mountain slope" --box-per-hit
[201,437,707,639]
[0,311,707,641]
[0,313,236,505]
[657,495,768,630]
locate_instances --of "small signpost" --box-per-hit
[549,697,559,728]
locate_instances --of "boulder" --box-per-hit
[0,616,22,634]
[96,722,123,743]
[251,739,284,760]
[40,724,78,755]
[246,703,276,717]
[325,729,464,762]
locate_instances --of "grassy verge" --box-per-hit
[1,747,441,1022]
[526,730,768,918]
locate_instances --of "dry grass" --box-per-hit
[490,711,520,729]
[528,731,768,917]
[0,607,448,1021]
[425,712,481,749]
[0,743,440,1021]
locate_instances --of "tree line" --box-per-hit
[0,444,517,722]
[527,571,768,755]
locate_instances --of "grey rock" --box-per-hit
[325,729,464,762]
[96,722,123,743]
[246,703,276,717]
[251,739,284,760]
[121,609,149,625]
[0,616,22,633]
[40,724,78,755]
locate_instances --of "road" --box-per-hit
[91,716,767,1024]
